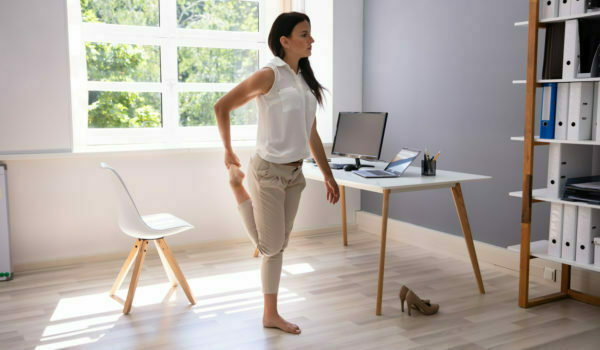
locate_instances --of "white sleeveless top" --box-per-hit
[255,56,317,164]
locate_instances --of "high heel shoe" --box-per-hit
[399,285,430,312]
[406,290,439,316]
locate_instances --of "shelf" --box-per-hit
[513,77,600,84]
[515,10,600,26]
[511,136,600,146]
[508,240,600,273]
[509,188,600,210]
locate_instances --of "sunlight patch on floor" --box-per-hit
[37,263,316,349]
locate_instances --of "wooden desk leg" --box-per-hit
[376,189,390,315]
[450,183,485,294]
[341,185,348,246]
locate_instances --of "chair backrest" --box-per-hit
[100,162,150,236]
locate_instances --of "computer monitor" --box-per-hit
[331,112,388,169]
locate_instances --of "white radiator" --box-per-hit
[0,164,12,281]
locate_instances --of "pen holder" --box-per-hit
[421,159,436,176]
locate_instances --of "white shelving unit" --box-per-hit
[513,77,600,84]
[509,188,600,211]
[511,136,600,145]
[514,10,600,26]
[508,240,600,273]
[510,0,600,308]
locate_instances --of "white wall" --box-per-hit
[333,0,363,128]
[1,0,365,267]
[0,0,73,154]
[6,148,360,267]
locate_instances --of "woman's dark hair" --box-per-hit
[268,12,325,106]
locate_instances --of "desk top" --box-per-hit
[302,162,491,193]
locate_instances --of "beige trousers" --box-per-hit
[238,154,306,294]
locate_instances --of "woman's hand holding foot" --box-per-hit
[224,149,241,169]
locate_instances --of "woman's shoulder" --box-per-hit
[251,67,276,96]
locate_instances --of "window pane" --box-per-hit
[177,0,259,32]
[81,0,159,26]
[179,92,257,126]
[178,47,258,83]
[88,91,162,128]
[86,42,161,82]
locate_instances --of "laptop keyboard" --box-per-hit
[367,170,391,176]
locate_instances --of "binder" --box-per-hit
[594,82,600,141]
[567,82,594,140]
[548,203,564,257]
[559,0,571,16]
[577,19,600,75]
[588,0,600,13]
[575,207,600,264]
[594,237,600,267]
[562,204,578,260]
[555,83,570,140]
[547,143,593,198]
[571,0,586,14]
[542,23,565,80]
[543,0,559,19]
[563,20,579,79]
[540,83,558,139]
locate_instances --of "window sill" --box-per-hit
[0,141,333,160]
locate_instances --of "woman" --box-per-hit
[214,12,339,334]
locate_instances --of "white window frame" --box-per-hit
[67,0,279,148]
[66,0,336,150]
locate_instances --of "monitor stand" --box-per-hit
[329,158,375,170]
[354,158,374,169]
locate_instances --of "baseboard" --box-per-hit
[356,210,600,295]
[14,223,355,273]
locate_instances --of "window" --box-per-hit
[67,0,333,149]
[68,0,278,147]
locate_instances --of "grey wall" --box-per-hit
[362,0,551,247]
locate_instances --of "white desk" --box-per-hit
[303,162,491,315]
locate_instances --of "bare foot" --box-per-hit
[263,314,301,334]
[228,165,245,187]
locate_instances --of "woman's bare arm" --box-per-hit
[309,120,340,204]
[214,68,274,167]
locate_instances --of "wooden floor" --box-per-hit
[2,230,600,350]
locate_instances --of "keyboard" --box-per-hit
[365,170,391,176]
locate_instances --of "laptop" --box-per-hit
[353,148,421,178]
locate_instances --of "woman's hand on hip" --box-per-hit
[224,149,241,169]
[325,175,340,204]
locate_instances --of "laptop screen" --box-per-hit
[385,149,420,174]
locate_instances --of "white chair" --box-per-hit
[100,162,196,314]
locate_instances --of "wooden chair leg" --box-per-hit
[451,183,485,294]
[154,240,178,287]
[253,248,259,257]
[110,239,141,296]
[156,238,196,305]
[123,240,148,314]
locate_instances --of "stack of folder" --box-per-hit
[546,143,593,198]
[541,0,597,20]
[539,17,600,141]
[547,203,600,264]
[562,175,600,204]
[539,82,599,141]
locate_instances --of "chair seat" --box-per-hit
[128,213,194,240]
